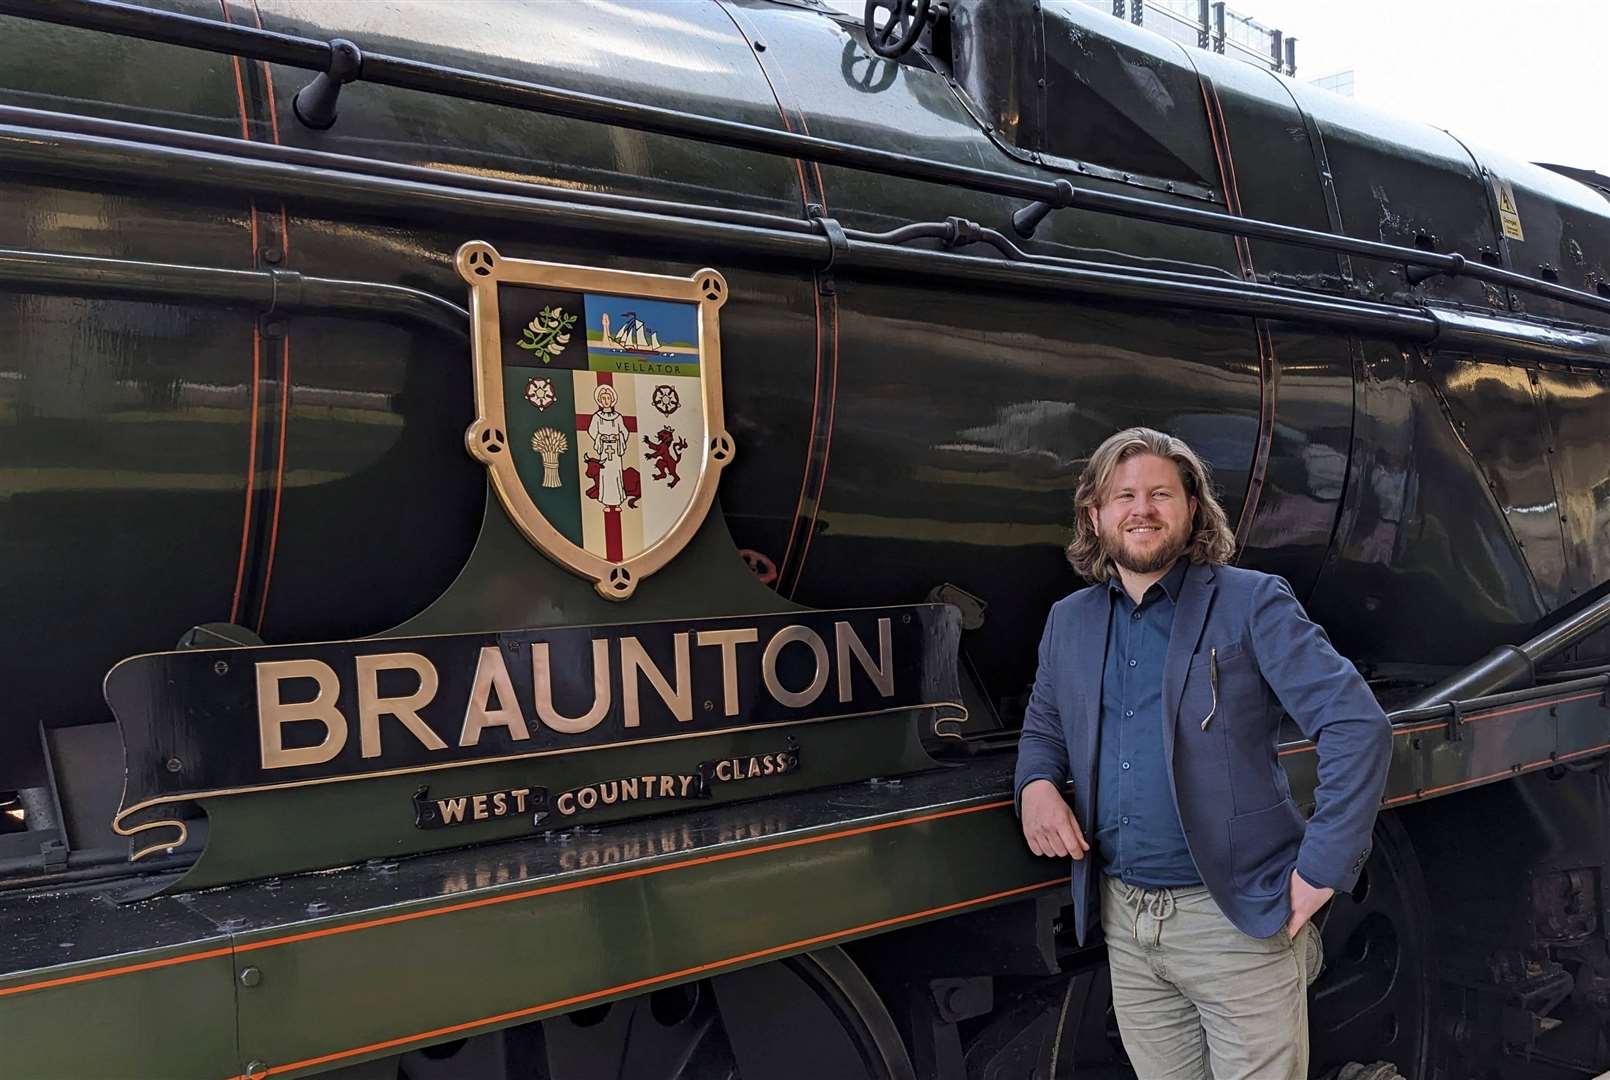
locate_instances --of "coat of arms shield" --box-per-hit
[456,243,734,599]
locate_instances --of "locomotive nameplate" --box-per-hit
[458,242,733,602]
[105,606,959,869]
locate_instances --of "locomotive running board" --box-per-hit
[0,759,1063,1080]
[4,678,1608,1077]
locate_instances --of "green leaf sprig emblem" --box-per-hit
[517,306,578,362]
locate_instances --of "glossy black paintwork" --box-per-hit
[0,0,1607,794]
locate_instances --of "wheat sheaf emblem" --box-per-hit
[531,428,568,488]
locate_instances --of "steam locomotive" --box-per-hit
[1,0,1608,1077]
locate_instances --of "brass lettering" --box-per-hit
[762,625,830,709]
[716,760,733,782]
[532,639,611,734]
[659,775,675,797]
[511,788,530,813]
[458,646,530,747]
[678,775,696,797]
[600,780,619,805]
[256,659,349,769]
[472,794,489,820]
[762,754,776,775]
[695,628,759,717]
[835,618,895,702]
[492,792,508,816]
[436,796,468,825]
[556,791,576,816]
[620,633,692,727]
[355,652,445,759]
[577,786,598,810]
[620,777,639,802]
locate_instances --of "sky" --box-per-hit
[1234,0,1610,176]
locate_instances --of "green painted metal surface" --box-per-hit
[229,793,1058,1078]
[0,941,238,1080]
[2,683,1607,1078]
[184,709,938,890]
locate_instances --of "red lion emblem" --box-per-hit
[644,425,690,488]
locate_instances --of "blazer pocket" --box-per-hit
[1228,798,1305,897]
[1189,639,1248,670]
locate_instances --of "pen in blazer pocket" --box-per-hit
[1200,647,1218,730]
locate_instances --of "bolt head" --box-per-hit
[240,966,262,988]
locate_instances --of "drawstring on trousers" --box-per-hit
[1116,881,1177,948]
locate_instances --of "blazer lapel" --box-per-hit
[1161,561,1216,776]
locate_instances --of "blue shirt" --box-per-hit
[1095,559,1201,887]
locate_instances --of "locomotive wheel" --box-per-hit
[376,947,912,1079]
[1309,814,1437,1080]
[958,817,1435,1080]
[539,946,914,1080]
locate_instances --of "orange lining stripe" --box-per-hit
[221,0,264,626]
[255,336,291,631]
[791,303,838,586]
[1276,688,1605,757]
[1462,689,1603,724]
[224,49,250,141]
[780,278,824,581]
[0,945,234,1000]
[236,798,1013,953]
[0,799,1014,999]
[727,0,822,589]
[250,5,292,632]
[244,874,1069,1078]
[228,327,263,622]
[253,3,283,147]
[1383,739,1610,807]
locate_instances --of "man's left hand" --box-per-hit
[1287,869,1334,939]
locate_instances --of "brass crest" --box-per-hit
[457,242,734,599]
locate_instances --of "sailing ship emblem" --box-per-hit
[600,311,664,353]
[457,242,734,600]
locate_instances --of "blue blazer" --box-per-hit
[1014,560,1392,943]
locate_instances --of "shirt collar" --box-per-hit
[1106,558,1190,605]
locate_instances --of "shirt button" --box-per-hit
[1129,659,1137,667]
[1125,709,1134,717]
[1121,761,1131,770]
[1121,816,1130,825]
[1131,610,1141,620]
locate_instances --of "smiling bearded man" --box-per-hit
[1013,427,1392,1080]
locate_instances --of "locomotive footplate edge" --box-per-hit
[0,756,1064,1080]
[3,680,1606,1078]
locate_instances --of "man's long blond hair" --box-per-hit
[1065,427,1236,581]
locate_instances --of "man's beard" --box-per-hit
[1100,519,1190,575]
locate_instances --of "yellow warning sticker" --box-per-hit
[1494,178,1525,241]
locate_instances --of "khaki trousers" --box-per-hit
[1099,875,1322,1080]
